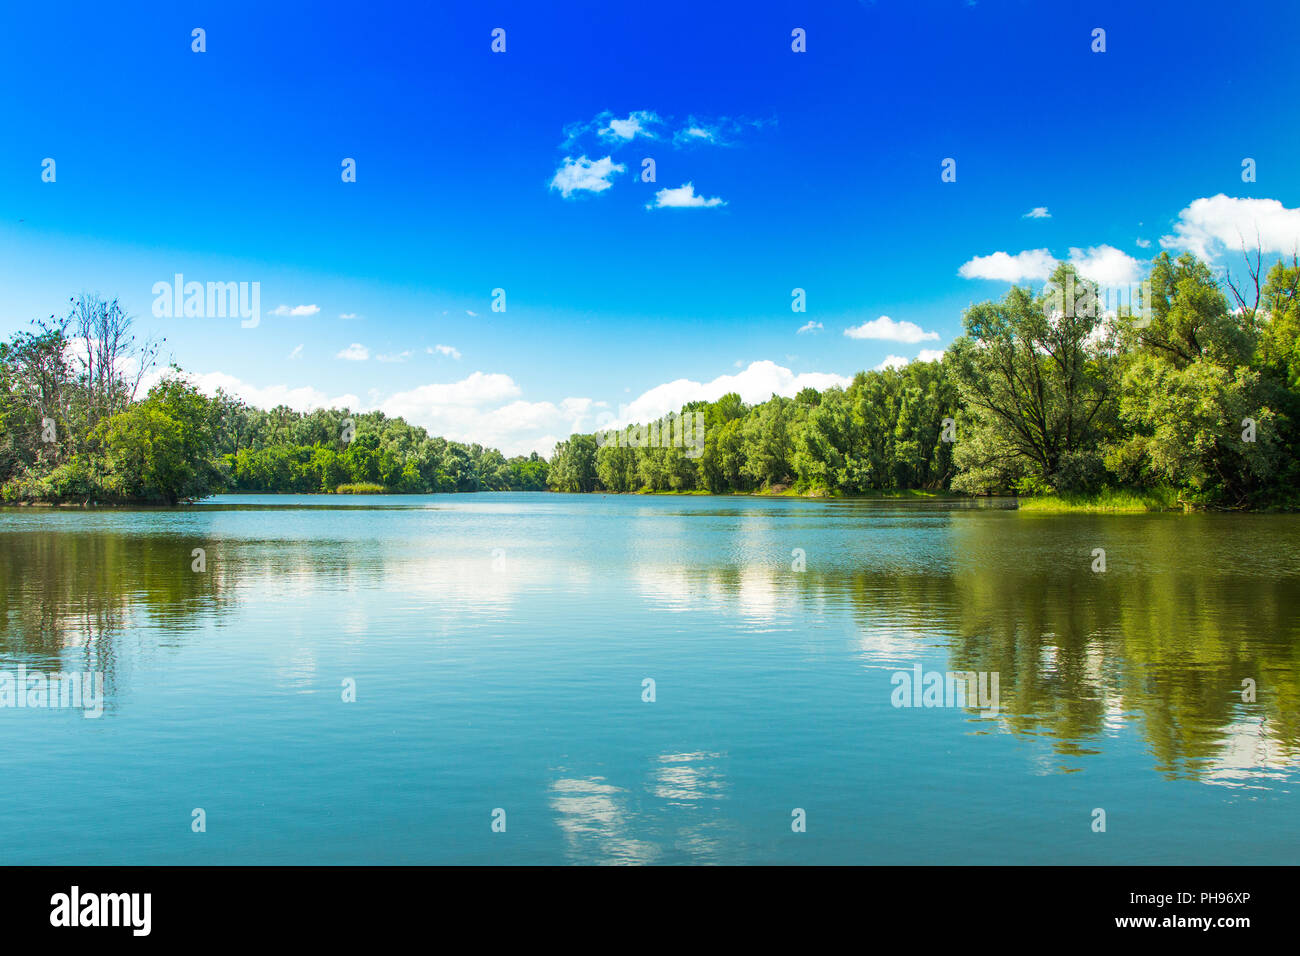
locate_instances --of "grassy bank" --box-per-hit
[1015,487,1181,513]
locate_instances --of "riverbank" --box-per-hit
[7,485,1295,513]
[1015,488,1182,513]
[604,485,1296,512]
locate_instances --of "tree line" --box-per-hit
[549,253,1300,508]
[3,249,1298,507]
[0,295,546,503]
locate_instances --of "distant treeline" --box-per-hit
[215,407,549,494]
[0,297,545,502]
[3,250,1298,507]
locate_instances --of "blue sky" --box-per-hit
[3,0,1300,454]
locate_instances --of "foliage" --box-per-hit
[1014,487,1180,513]
[6,249,1300,508]
[551,253,1300,509]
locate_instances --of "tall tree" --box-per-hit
[948,263,1115,493]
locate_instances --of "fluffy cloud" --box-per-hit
[178,370,359,414]
[381,372,521,411]
[843,315,939,343]
[549,155,626,198]
[1161,194,1300,260]
[429,344,461,360]
[958,248,1057,282]
[958,245,1143,286]
[269,304,321,317]
[599,110,661,142]
[1023,207,1051,219]
[796,320,823,334]
[554,112,764,202]
[172,366,591,457]
[173,359,872,459]
[1066,245,1145,286]
[379,375,602,456]
[561,110,663,149]
[600,360,851,429]
[875,349,944,371]
[646,182,725,209]
[336,343,369,361]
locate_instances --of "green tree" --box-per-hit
[948,263,1115,493]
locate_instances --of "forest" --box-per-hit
[3,251,1298,508]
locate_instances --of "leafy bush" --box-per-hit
[335,482,385,494]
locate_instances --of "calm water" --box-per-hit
[1,493,1298,864]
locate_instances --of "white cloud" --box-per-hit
[376,350,412,363]
[875,349,945,371]
[172,360,867,460]
[466,310,478,317]
[796,320,823,334]
[843,315,939,343]
[958,249,1057,282]
[1066,245,1144,286]
[288,344,303,360]
[381,372,521,412]
[429,344,462,360]
[957,245,1143,287]
[646,182,725,209]
[602,360,851,429]
[670,115,767,147]
[599,110,661,142]
[268,304,321,317]
[336,343,369,361]
[177,370,359,414]
[1161,194,1300,260]
[338,312,359,320]
[567,111,762,151]
[549,155,626,198]
[675,125,716,144]
[1023,207,1051,219]
[379,374,601,456]
[1135,238,1151,248]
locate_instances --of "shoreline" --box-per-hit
[5,487,1295,513]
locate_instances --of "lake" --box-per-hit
[1,493,1297,864]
